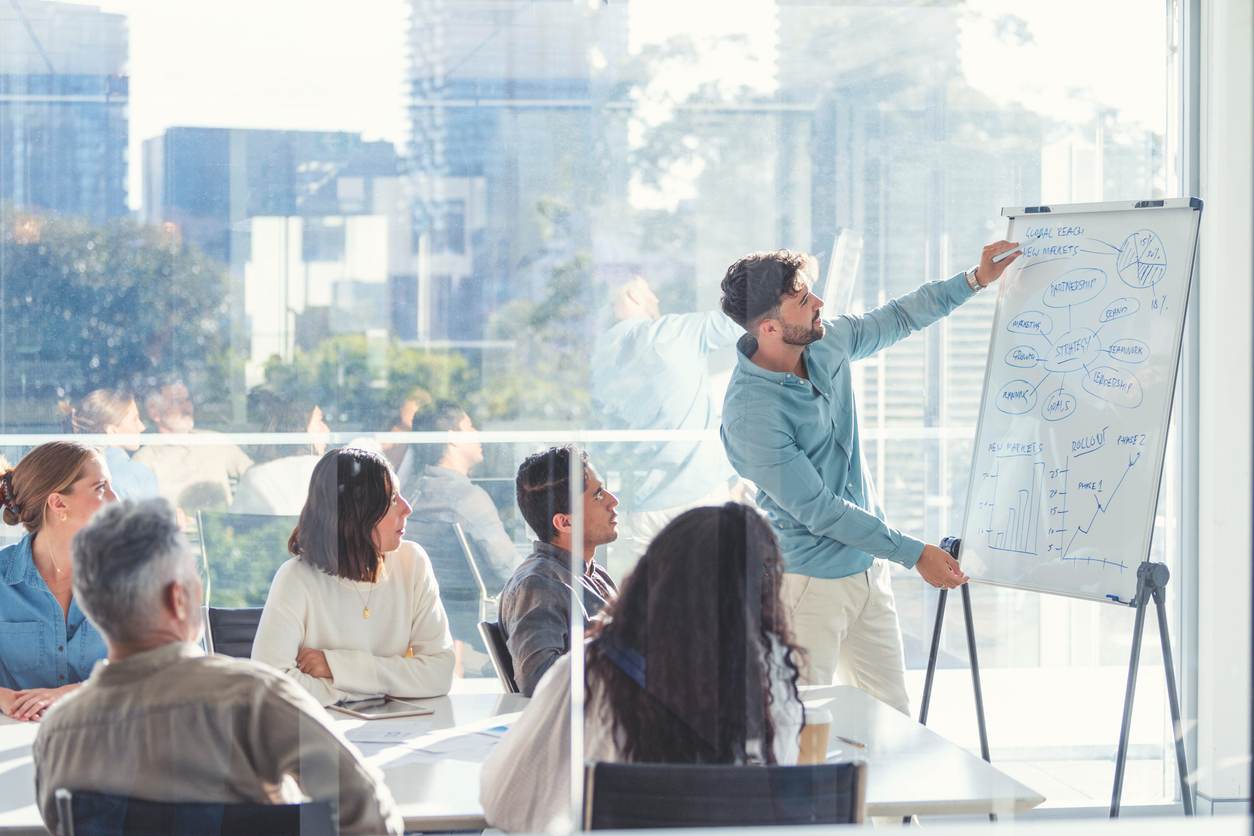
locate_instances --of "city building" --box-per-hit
[0,0,128,222]
[143,127,416,387]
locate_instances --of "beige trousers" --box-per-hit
[780,559,911,715]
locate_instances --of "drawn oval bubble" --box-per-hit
[1100,296,1140,323]
[1105,338,1150,365]
[995,379,1037,415]
[1044,328,1102,373]
[1043,267,1107,309]
[1042,389,1077,422]
[1116,229,1168,288]
[1082,365,1144,408]
[1004,345,1042,368]
[1007,310,1053,336]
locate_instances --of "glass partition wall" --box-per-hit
[0,0,1194,827]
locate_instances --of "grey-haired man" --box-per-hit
[33,498,403,835]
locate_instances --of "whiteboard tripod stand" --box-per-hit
[914,538,1194,820]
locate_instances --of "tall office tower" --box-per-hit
[406,0,630,342]
[0,0,128,222]
[776,3,1043,548]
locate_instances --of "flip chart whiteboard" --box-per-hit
[959,199,1202,604]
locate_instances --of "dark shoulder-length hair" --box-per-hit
[288,447,396,582]
[586,502,803,764]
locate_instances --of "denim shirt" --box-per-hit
[0,534,107,690]
[721,271,974,579]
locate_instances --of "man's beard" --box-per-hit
[782,319,823,346]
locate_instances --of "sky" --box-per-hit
[64,0,1167,212]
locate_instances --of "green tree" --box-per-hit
[261,334,477,428]
[0,210,230,426]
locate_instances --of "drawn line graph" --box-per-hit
[1060,451,1142,570]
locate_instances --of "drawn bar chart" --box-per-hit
[987,460,1045,555]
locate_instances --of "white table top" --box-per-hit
[0,682,1042,833]
[801,684,1045,817]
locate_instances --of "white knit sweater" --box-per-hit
[252,540,455,705]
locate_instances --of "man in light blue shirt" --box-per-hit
[591,277,744,574]
[720,242,1019,712]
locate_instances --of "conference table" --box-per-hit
[0,681,1041,833]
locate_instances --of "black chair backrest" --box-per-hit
[56,788,335,836]
[583,761,866,829]
[478,620,519,694]
[206,608,264,659]
[196,512,298,609]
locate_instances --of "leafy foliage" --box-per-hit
[260,334,478,429]
[0,210,230,424]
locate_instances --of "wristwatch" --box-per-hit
[965,265,983,292]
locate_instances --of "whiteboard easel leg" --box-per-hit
[912,537,996,824]
[1152,571,1194,815]
[1111,562,1191,817]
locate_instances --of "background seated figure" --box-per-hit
[133,377,253,514]
[0,441,115,721]
[34,498,404,836]
[62,388,157,501]
[230,389,329,516]
[480,502,805,832]
[591,275,747,577]
[252,447,455,706]
[497,446,619,697]
[404,400,520,670]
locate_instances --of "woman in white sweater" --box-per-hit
[480,502,804,832]
[252,447,455,706]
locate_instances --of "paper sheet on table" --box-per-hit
[344,723,432,745]
[416,731,500,761]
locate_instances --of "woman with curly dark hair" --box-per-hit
[480,502,805,832]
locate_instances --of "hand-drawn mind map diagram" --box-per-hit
[976,226,1169,574]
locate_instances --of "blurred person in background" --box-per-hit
[0,441,115,721]
[62,388,157,501]
[591,275,746,578]
[133,377,253,515]
[252,447,454,706]
[385,386,433,476]
[405,401,519,673]
[230,389,330,516]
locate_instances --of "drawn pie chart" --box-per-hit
[1116,229,1167,288]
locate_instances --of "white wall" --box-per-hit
[1195,0,1253,806]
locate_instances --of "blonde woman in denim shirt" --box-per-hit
[0,441,116,721]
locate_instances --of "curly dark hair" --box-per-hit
[515,445,589,542]
[289,447,396,582]
[587,502,804,764]
[719,249,810,329]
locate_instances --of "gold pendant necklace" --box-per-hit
[354,583,374,619]
[352,560,384,619]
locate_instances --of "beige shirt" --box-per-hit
[34,642,404,835]
[133,432,253,510]
[252,541,456,706]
